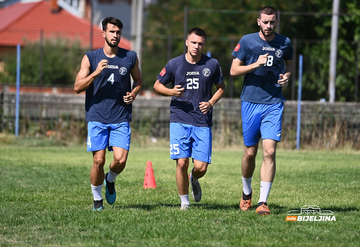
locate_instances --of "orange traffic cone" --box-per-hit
[143,161,157,189]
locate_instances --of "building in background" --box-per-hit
[0,0,133,59]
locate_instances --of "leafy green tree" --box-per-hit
[0,38,85,86]
[142,0,360,101]
[294,0,360,101]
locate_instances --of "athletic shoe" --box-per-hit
[239,191,252,211]
[93,199,104,211]
[104,173,116,205]
[180,204,190,210]
[189,172,202,202]
[256,202,271,215]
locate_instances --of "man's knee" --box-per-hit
[93,155,105,167]
[176,159,189,171]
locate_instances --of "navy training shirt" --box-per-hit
[85,47,137,123]
[156,54,224,127]
[232,32,293,104]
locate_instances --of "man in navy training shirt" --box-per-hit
[230,6,293,215]
[74,17,142,211]
[153,27,225,210]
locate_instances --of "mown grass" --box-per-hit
[0,136,359,246]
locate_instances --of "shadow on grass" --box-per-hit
[110,203,286,213]
[110,203,358,214]
[111,203,238,211]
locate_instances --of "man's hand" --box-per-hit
[256,53,269,68]
[199,101,212,114]
[172,85,185,97]
[278,74,289,87]
[123,92,135,104]
[95,59,108,76]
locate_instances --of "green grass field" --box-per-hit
[0,136,359,247]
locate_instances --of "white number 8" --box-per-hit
[265,55,273,67]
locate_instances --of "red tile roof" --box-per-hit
[0,0,131,50]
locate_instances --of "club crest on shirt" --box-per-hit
[275,49,283,58]
[202,68,211,77]
[234,44,240,52]
[119,67,127,75]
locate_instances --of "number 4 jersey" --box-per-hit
[85,47,137,123]
[156,54,224,127]
[232,32,293,104]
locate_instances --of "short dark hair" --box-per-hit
[188,27,207,41]
[258,6,277,19]
[102,17,123,31]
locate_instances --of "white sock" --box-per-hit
[106,169,119,183]
[91,184,103,201]
[242,176,252,195]
[258,181,272,203]
[179,194,190,206]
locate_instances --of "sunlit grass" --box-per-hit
[0,137,359,246]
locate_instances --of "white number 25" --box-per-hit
[186,78,199,89]
[170,144,179,155]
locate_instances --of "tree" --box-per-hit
[0,38,85,86]
[142,0,360,101]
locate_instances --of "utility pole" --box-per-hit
[131,0,143,68]
[329,0,340,103]
[183,6,188,54]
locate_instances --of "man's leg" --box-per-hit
[109,147,129,175]
[256,139,277,215]
[240,143,258,211]
[176,158,190,210]
[104,147,129,205]
[190,160,208,203]
[91,149,106,210]
[192,160,208,179]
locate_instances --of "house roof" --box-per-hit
[0,0,132,50]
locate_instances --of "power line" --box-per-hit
[188,8,360,16]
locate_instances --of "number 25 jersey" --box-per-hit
[157,54,223,127]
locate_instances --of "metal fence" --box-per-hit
[1,88,360,149]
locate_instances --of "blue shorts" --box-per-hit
[87,121,131,152]
[241,101,284,146]
[170,122,212,164]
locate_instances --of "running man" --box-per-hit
[74,17,142,210]
[153,27,225,210]
[230,6,293,215]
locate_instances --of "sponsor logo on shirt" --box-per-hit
[107,65,119,69]
[234,44,240,52]
[186,71,200,76]
[160,68,166,76]
[262,47,275,51]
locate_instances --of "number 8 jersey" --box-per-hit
[232,32,293,104]
[156,54,223,127]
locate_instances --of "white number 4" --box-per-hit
[170,144,179,155]
[87,136,91,148]
[107,73,115,84]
